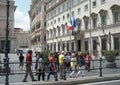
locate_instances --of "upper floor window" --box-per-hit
[72,11,74,17]
[77,8,81,14]
[85,20,89,30]
[113,11,120,24]
[92,0,97,8]
[51,21,52,26]
[62,3,65,11]
[101,15,107,25]
[63,15,65,20]
[92,17,97,28]
[58,18,60,22]
[84,4,88,12]
[54,20,56,24]
[101,0,106,4]
[67,13,70,18]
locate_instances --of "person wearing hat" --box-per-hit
[75,52,86,77]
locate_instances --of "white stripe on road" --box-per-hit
[79,80,120,85]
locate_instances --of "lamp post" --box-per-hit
[5,0,10,85]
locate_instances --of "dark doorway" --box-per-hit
[77,40,81,51]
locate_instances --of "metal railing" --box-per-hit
[0,58,120,81]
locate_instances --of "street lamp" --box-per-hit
[4,0,10,85]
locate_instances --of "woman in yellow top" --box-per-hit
[69,53,77,78]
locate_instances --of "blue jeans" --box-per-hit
[47,71,57,81]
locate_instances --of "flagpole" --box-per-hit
[70,0,72,52]
[89,0,92,56]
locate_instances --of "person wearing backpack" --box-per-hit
[75,52,86,77]
[47,52,57,81]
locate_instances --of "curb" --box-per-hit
[1,73,120,85]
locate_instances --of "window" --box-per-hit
[101,15,107,25]
[71,42,74,51]
[67,13,69,18]
[77,8,81,14]
[67,42,69,51]
[85,20,89,30]
[92,17,97,28]
[114,37,119,50]
[93,40,97,50]
[101,0,106,4]
[54,20,56,24]
[51,21,52,26]
[77,21,81,31]
[72,11,74,16]
[62,26,65,35]
[62,3,65,11]
[63,15,65,20]
[92,0,97,8]
[85,41,89,51]
[58,6,60,13]
[101,38,107,50]
[114,11,120,24]
[58,18,60,22]
[85,4,88,11]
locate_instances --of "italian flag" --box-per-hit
[66,19,72,30]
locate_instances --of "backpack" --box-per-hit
[49,63,56,71]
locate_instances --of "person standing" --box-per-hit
[58,51,65,79]
[19,53,24,70]
[23,50,36,82]
[85,52,92,72]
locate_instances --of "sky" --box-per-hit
[14,0,31,31]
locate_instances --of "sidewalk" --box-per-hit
[1,73,120,85]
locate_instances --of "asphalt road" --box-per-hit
[78,80,120,85]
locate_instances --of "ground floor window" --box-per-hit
[84,41,88,51]
[101,38,107,50]
[93,39,97,51]
[114,37,119,50]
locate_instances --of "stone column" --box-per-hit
[111,35,114,50]
[98,36,102,58]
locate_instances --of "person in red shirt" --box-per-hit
[47,52,57,81]
[23,50,36,82]
[85,52,92,72]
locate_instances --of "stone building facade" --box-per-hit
[0,0,16,53]
[14,28,30,51]
[29,0,49,51]
[29,0,120,57]
[46,0,120,57]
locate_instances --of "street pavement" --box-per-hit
[78,80,120,85]
[0,53,120,84]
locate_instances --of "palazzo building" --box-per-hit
[0,0,16,53]
[29,0,49,51]
[46,0,120,57]
[29,0,120,57]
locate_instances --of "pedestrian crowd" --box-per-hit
[17,50,92,82]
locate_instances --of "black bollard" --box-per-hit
[99,58,102,77]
